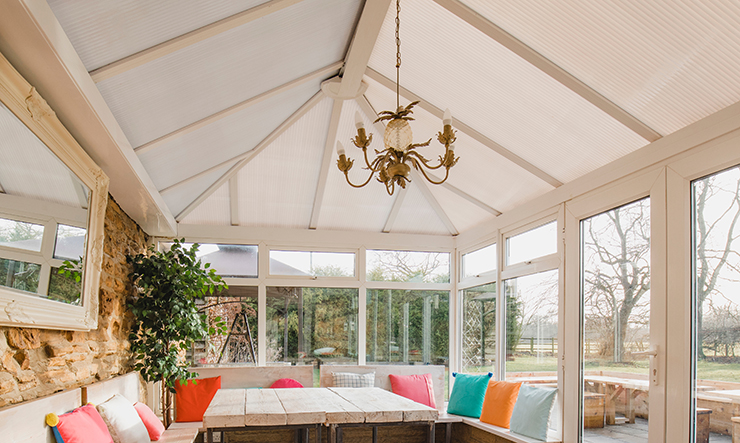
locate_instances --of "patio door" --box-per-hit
[564,170,667,443]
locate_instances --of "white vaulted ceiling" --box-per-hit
[27,0,740,237]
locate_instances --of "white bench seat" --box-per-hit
[460,417,561,443]
[167,421,205,433]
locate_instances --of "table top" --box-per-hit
[203,387,439,429]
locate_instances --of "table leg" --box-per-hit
[605,384,616,425]
[428,421,435,443]
[373,426,378,443]
[445,422,451,443]
[317,424,322,443]
[304,427,310,443]
[207,429,213,443]
[329,425,336,443]
[337,426,343,443]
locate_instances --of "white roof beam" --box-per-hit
[383,186,408,233]
[309,98,344,229]
[89,0,304,83]
[365,68,563,188]
[432,0,662,143]
[175,91,325,221]
[409,169,458,236]
[229,177,239,226]
[431,176,501,216]
[136,61,342,155]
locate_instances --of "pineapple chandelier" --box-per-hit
[336,0,458,196]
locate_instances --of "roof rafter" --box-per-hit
[135,61,342,156]
[89,0,305,83]
[409,169,458,236]
[432,0,662,142]
[365,68,564,188]
[308,98,343,229]
[175,91,325,221]
[229,176,239,226]
[383,186,408,233]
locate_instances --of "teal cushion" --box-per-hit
[447,372,492,417]
[509,384,557,441]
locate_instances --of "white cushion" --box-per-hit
[332,371,375,387]
[97,394,151,443]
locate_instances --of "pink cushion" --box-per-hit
[134,402,166,441]
[270,378,304,388]
[55,404,114,443]
[388,373,436,408]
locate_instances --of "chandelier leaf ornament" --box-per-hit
[336,0,458,196]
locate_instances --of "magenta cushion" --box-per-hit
[134,402,166,441]
[54,404,114,443]
[388,373,436,408]
[270,378,304,388]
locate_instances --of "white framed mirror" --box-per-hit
[0,51,108,331]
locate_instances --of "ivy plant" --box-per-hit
[127,239,227,425]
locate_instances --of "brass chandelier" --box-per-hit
[336,0,458,196]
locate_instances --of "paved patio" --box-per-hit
[583,418,732,443]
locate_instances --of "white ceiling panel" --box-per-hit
[427,182,494,234]
[368,0,648,184]
[180,182,230,226]
[234,96,333,229]
[47,0,270,71]
[461,0,740,136]
[95,0,360,148]
[140,80,320,190]
[162,162,235,218]
[389,183,449,236]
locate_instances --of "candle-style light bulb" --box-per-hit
[448,143,455,152]
[336,141,346,157]
[355,111,365,130]
[443,108,452,126]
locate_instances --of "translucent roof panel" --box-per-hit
[139,80,321,191]
[462,0,740,136]
[180,182,230,226]
[389,182,450,236]
[47,0,270,71]
[234,96,333,229]
[368,0,648,184]
[427,183,494,234]
[162,162,235,218]
[95,0,360,148]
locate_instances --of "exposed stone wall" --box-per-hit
[0,196,148,407]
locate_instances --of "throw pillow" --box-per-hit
[509,384,557,441]
[479,381,522,428]
[175,376,222,422]
[332,372,375,388]
[388,373,436,408]
[96,394,150,443]
[46,404,114,443]
[447,372,492,418]
[133,402,165,441]
[270,378,304,388]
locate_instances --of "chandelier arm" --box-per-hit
[344,170,376,188]
[414,159,451,185]
[406,150,446,171]
[361,147,377,170]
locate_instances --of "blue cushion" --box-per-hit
[447,372,492,417]
[509,384,557,441]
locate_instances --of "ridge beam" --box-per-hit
[383,186,408,233]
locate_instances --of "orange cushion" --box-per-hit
[175,376,221,422]
[479,381,522,428]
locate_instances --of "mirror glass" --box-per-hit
[0,101,89,306]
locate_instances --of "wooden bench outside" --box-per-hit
[696,407,712,443]
[731,416,740,443]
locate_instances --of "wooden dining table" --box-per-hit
[203,387,439,443]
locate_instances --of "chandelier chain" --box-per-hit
[395,0,401,110]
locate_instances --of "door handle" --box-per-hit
[633,346,658,386]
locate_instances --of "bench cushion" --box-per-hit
[134,402,166,441]
[48,404,114,443]
[448,373,492,417]
[480,381,521,428]
[509,385,557,441]
[97,394,150,443]
[389,373,436,408]
[175,376,221,422]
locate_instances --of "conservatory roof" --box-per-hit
[2,0,740,237]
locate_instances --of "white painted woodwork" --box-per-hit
[158,427,200,443]
[135,62,341,156]
[88,0,305,83]
[229,176,239,226]
[321,76,368,100]
[303,388,366,424]
[0,387,81,443]
[187,365,314,389]
[274,388,327,425]
[175,91,324,221]
[383,186,407,232]
[460,417,561,443]
[319,364,446,412]
[409,169,458,236]
[203,389,246,428]
[309,98,343,229]
[337,0,392,98]
[429,174,501,216]
[431,0,660,143]
[244,389,287,426]
[84,371,141,405]
[365,68,563,188]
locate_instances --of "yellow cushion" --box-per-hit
[479,381,522,428]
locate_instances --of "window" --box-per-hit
[162,242,258,278]
[366,250,450,283]
[269,250,355,277]
[462,283,496,375]
[0,258,41,293]
[53,224,86,260]
[506,221,557,266]
[0,217,44,251]
[462,244,497,279]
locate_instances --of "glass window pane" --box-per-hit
[0,257,40,293]
[462,283,497,375]
[693,166,740,443]
[48,266,82,306]
[506,221,557,265]
[0,217,44,251]
[53,224,86,260]
[190,286,259,366]
[504,269,559,379]
[582,197,650,440]
[162,242,258,278]
[462,244,497,279]
[366,250,450,283]
[270,251,355,277]
[267,287,358,371]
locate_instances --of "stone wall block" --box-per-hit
[0,372,18,395]
[6,328,41,350]
[46,341,74,357]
